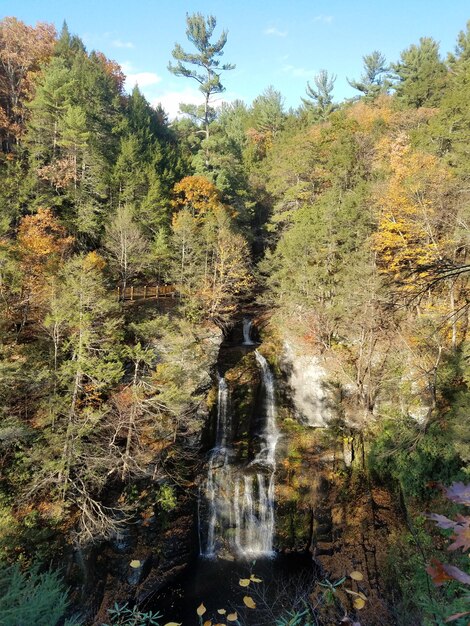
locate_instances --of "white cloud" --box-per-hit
[125,72,162,91]
[264,26,288,38]
[152,87,237,120]
[151,87,203,119]
[112,39,134,49]
[313,14,333,24]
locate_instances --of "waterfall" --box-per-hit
[204,376,230,557]
[215,376,229,451]
[200,332,278,558]
[254,350,280,467]
[242,317,255,345]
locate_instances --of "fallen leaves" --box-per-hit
[197,602,207,616]
[349,571,364,581]
[345,588,368,610]
[426,559,470,586]
[243,596,256,609]
[238,578,250,587]
[353,596,366,610]
[444,482,470,506]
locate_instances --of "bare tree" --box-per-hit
[104,204,149,296]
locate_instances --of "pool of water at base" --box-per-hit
[144,552,318,626]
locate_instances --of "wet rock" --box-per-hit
[110,527,134,554]
[127,553,153,585]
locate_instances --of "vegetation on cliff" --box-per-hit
[0,11,469,626]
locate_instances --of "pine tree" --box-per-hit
[347,51,390,100]
[168,13,235,140]
[302,69,337,120]
[392,37,447,107]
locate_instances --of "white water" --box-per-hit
[200,325,279,558]
[254,350,281,467]
[204,377,230,557]
[242,317,255,345]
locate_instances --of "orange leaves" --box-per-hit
[0,17,56,143]
[18,208,73,266]
[426,558,470,586]
[172,176,223,220]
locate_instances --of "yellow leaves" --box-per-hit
[17,208,73,271]
[164,623,182,626]
[203,621,212,626]
[353,596,366,610]
[238,578,250,587]
[347,97,394,132]
[349,571,364,581]
[217,609,226,615]
[227,612,238,621]
[345,588,367,610]
[172,175,223,220]
[372,135,452,288]
[250,575,262,583]
[129,559,141,568]
[82,251,106,272]
[243,596,256,609]
[197,603,207,616]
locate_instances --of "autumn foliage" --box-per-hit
[0,17,56,149]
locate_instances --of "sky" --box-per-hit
[2,0,469,118]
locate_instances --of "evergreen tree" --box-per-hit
[168,13,235,139]
[302,69,337,120]
[347,51,390,100]
[392,37,447,107]
[0,562,78,626]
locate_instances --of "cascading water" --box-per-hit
[242,317,255,346]
[204,376,231,557]
[254,350,280,467]
[200,320,279,558]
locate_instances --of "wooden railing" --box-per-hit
[117,284,178,302]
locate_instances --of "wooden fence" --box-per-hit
[117,284,178,302]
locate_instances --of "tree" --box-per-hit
[17,208,73,322]
[0,17,56,151]
[302,69,337,120]
[0,561,79,626]
[168,13,235,140]
[247,86,286,158]
[373,134,451,287]
[172,174,223,220]
[39,253,124,543]
[104,204,149,295]
[347,51,390,101]
[392,37,447,108]
[448,20,470,65]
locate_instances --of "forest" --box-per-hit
[0,12,469,626]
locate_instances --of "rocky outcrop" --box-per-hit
[280,340,336,427]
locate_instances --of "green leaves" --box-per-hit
[168,13,235,136]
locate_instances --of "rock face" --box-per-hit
[281,340,335,427]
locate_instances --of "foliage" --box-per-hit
[0,12,469,626]
[392,37,447,108]
[168,12,234,138]
[104,603,162,626]
[0,561,79,626]
[348,50,390,100]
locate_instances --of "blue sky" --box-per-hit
[2,0,469,117]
